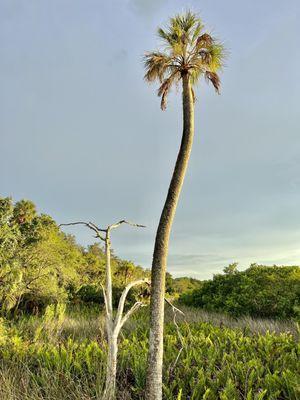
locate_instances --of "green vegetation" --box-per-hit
[0,307,299,400]
[1,197,300,399]
[0,197,150,316]
[0,196,202,319]
[179,263,300,319]
[166,273,202,296]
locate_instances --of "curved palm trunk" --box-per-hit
[146,73,195,400]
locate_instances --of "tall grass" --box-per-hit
[166,305,299,338]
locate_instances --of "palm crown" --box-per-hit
[144,11,225,110]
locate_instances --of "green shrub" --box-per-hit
[179,265,300,319]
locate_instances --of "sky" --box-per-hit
[1,0,300,279]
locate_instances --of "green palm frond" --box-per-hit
[157,28,175,47]
[191,22,204,43]
[170,10,198,34]
[208,44,225,72]
[189,66,204,85]
[144,11,225,109]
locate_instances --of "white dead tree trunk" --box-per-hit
[60,220,149,400]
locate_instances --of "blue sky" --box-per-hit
[1,0,300,278]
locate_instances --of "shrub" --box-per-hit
[179,265,300,319]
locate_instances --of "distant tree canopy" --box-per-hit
[0,197,152,315]
[5,197,298,320]
[165,273,202,295]
[179,263,300,319]
[1,197,197,316]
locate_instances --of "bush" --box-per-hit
[74,284,149,310]
[179,265,300,319]
[75,285,104,304]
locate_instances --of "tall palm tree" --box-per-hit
[144,11,225,400]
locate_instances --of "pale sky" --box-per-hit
[1,0,300,279]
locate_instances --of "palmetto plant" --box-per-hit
[1,318,298,399]
[144,11,225,400]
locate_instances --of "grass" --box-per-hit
[0,305,299,399]
[170,306,299,338]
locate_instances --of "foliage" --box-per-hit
[171,276,202,295]
[2,196,299,324]
[0,197,152,315]
[179,264,300,319]
[0,308,299,400]
[0,197,86,314]
[34,303,66,342]
[144,11,225,110]
[0,318,8,346]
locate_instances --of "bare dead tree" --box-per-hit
[60,219,148,400]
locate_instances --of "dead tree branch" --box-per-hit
[165,298,185,372]
[59,221,106,241]
[109,220,146,230]
[120,301,147,328]
[114,278,150,329]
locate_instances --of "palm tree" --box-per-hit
[144,11,225,400]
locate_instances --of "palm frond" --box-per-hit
[144,52,172,83]
[189,37,225,77]
[157,28,174,47]
[159,11,202,54]
[205,71,221,93]
[171,10,198,34]
[158,83,169,110]
[196,33,213,47]
[157,72,180,110]
[191,22,204,44]
[207,43,226,72]
[189,65,204,85]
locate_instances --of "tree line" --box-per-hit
[179,263,300,319]
[0,196,199,316]
[0,197,145,314]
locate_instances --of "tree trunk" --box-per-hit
[105,232,113,316]
[103,229,116,399]
[103,334,118,400]
[145,73,195,400]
